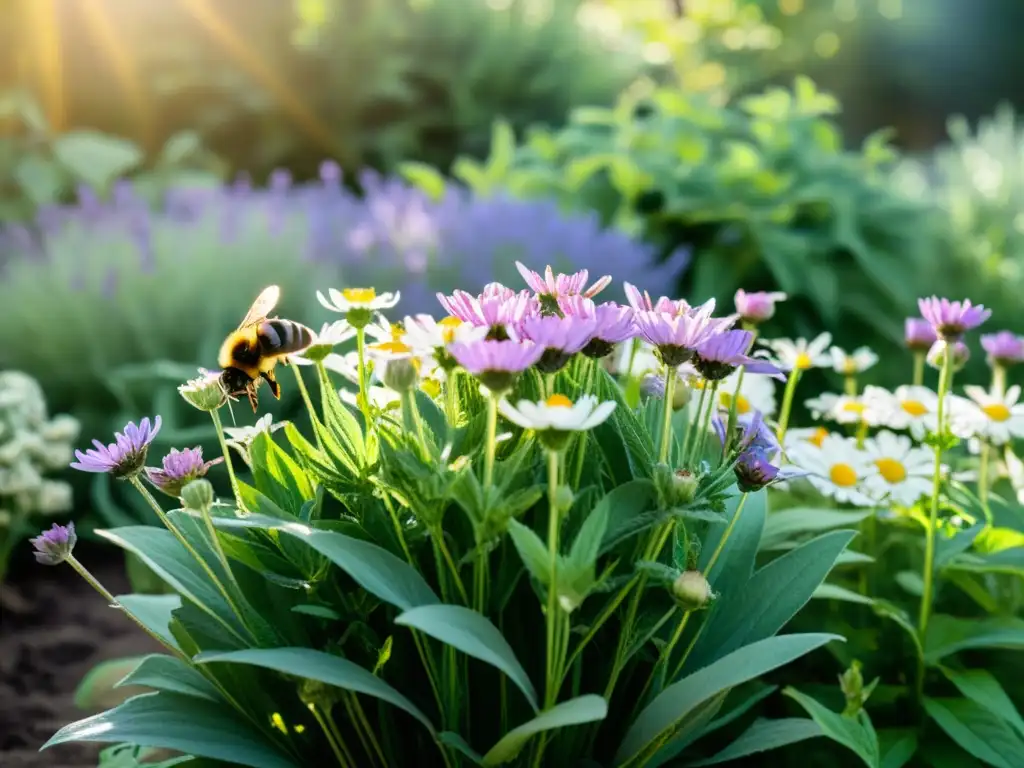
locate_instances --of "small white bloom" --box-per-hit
[763,332,832,372]
[499,394,616,432]
[861,385,938,440]
[293,320,356,365]
[829,346,879,375]
[694,367,778,418]
[785,434,876,506]
[783,426,832,454]
[403,314,489,351]
[804,393,866,425]
[861,430,933,506]
[223,414,286,464]
[317,287,400,313]
[341,385,400,412]
[950,385,1024,445]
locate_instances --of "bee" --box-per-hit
[218,285,315,412]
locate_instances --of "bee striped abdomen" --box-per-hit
[258,320,314,356]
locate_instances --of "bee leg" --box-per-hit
[246,385,260,412]
[261,370,281,399]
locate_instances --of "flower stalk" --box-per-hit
[210,408,246,514]
[775,368,802,444]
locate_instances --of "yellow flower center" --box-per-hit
[546,394,573,408]
[829,463,858,487]
[808,427,829,447]
[719,392,751,414]
[439,316,462,343]
[794,352,813,370]
[342,287,377,304]
[875,458,907,484]
[420,379,441,398]
[842,360,858,375]
[373,341,412,355]
[901,400,928,416]
[841,402,865,414]
[389,324,405,342]
[982,403,1011,422]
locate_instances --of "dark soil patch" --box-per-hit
[0,543,161,767]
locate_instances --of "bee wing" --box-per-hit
[238,285,281,329]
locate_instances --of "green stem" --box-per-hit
[544,449,562,708]
[309,703,354,768]
[844,375,857,397]
[210,408,247,513]
[723,367,746,457]
[356,328,370,421]
[379,491,415,565]
[917,341,953,704]
[775,367,802,444]
[690,381,719,465]
[993,364,1007,398]
[351,694,387,768]
[291,364,323,450]
[855,418,869,449]
[444,371,459,426]
[570,359,596,486]
[484,394,498,488]
[913,352,925,387]
[659,368,677,463]
[978,441,991,520]
[432,526,469,604]
[680,383,708,467]
[401,389,429,458]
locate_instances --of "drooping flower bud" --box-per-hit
[671,570,713,611]
[30,522,77,566]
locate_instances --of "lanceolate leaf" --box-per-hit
[115,594,182,651]
[395,604,539,712]
[481,695,608,765]
[116,654,222,702]
[924,697,1024,768]
[507,519,551,585]
[924,615,1024,664]
[940,668,1024,738]
[686,718,823,766]
[195,647,435,734]
[698,491,766,590]
[784,688,880,768]
[759,508,870,551]
[616,633,842,765]
[42,692,298,768]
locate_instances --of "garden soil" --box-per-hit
[0,543,161,767]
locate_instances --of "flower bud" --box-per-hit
[927,339,970,372]
[382,358,419,393]
[30,521,77,566]
[179,370,228,412]
[672,469,699,505]
[671,570,713,611]
[181,478,215,514]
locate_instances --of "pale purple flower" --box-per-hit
[713,410,779,456]
[905,318,938,352]
[145,447,223,498]
[519,314,597,373]
[694,330,785,381]
[734,289,786,324]
[918,297,991,340]
[30,522,77,566]
[515,261,611,300]
[437,286,538,338]
[981,331,1024,367]
[560,296,637,358]
[70,417,162,478]
[623,282,686,315]
[633,309,724,366]
[448,339,544,392]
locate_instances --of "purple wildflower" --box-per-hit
[436,286,538,340]
[734,289,786,324]
[515,261,611,300]
[145,447,223,498]
[905,318,938,352]
[30,522,77,566]
[981,331,1024,367]
[918,297,991,340]
[559,296,636,357]
[623,282,686,315]
[70,417,162,478]
[448,339,545,392]
[519,314,597,373]
[634,309,722,366]
[694,330,785,381]
[713,410,779,456]
[734,449,782,492]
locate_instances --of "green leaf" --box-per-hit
[759,508,870,551]
[565,153,616,190]
[568,497,609,571]
[74,656,148,710]
[249,432,314,517]
[481,695,607,765]
[878,730,917,768]
[784,688,880,768]
[698,491,766,589]
[398,161,448,201]
[597,479,660,553]
[940,668,1024,738]
[617,633,842,765]
[439,732,484,765]
[115,654,222,702]
[159,131,203,166]
[395,604,538,712]
[52,130,144,190]
[196,647,435,734]
[688,531,855,670]
[291,604,341,620]
[812,583,875,606]
[115,594,182,651]
[686,718,823,766]
[508,519,551,585]
[42,692,298,768]
[924,697,1024,768]
[14,154,65,205]
[924,615,1024,664]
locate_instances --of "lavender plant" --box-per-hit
[41,269,853,767]
[0,370,79,583]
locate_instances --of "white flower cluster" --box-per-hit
[0,371,79,522]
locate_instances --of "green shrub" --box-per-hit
[416,78,941,384]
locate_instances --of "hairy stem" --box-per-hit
[210,408,246,513]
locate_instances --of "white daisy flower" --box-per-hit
[293,320,356,365]
[861,385,938,440]
[612,340,661,378]
[692,366,777,418]
[402,314,489,351]
[783,426,832,454]
[861,430,933,506]
[786,434,876,506]
[499,394,616,432]
[763,332,832,372]
[950,385,1024,446]
[829,346,879,375]
[805,392,841,421]
[223,414,286,464]
[317,287,400,313]
[811,394,867,425]
[341,385,399,412]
